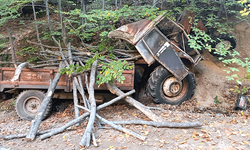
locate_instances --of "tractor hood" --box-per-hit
[108,15,165,45]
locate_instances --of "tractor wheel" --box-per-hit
[15,90,52,120]
[147,66,195,105]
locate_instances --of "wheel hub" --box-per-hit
[23,96,41,114]
[215,40,231,51]
[162,77,182,97]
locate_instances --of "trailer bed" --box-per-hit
[0,67,134,92]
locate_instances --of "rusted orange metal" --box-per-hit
[0,67,134,92]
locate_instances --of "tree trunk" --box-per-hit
[45,0,53,32]
[32,0,45,52]
[7,28,17,68]
[102,0,105,11]
[58,0,67,45]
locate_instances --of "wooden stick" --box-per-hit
[26,62,65,141]
[11,62,29,82]
[80,60,98,147]
[0,129,53,140]
[0,61,22,64]
[31,63,59,68]
[7,28,17,68]
[91,132,98,147]
[107,120,202,128]
[121,55,142,61]
[106,83,164,122]
[40,90,135,140]
[96,114,146,141]
[76,105,146,142]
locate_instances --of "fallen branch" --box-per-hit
[96,114,146,141]
[40,89,135,140]
[26,62,65,141]
[76,103,146,141]
[106,83,164,122]
[0,129,53,140]
[11,62,29,82]
[31,63,60,68]
[121,55,142,61]
[107,120,202,128]
[79,60,98,147]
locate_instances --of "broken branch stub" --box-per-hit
[11,62,29,82]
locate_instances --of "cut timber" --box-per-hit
[25,62,65,141]
[40,90,135,140]
[105,83,164,122]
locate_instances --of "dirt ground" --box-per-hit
[1,14,250,150]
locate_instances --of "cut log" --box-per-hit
[40,89,135,140]
[105,83,164,122]
[11,62,29,82]
[25,62,65,141]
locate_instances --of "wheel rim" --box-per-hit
[23,96,41,115]
[161,76,188,102]
[215,40,231,51]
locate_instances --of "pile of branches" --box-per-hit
[0,36,202,147]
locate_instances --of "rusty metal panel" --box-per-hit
[0,67,134,92]
[142,28,189,80]
[175,10,196,34]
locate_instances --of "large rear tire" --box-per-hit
[15,90,52,120]
[147,66,195,105]
[210,33,236,57]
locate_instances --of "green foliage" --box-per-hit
[0,0,31,26]
[96,59,133,85]
[221,51,250,94]
[65,5,165,42]
[214,96,221,104]
[60,53,134,86]
[188,27,214,51]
